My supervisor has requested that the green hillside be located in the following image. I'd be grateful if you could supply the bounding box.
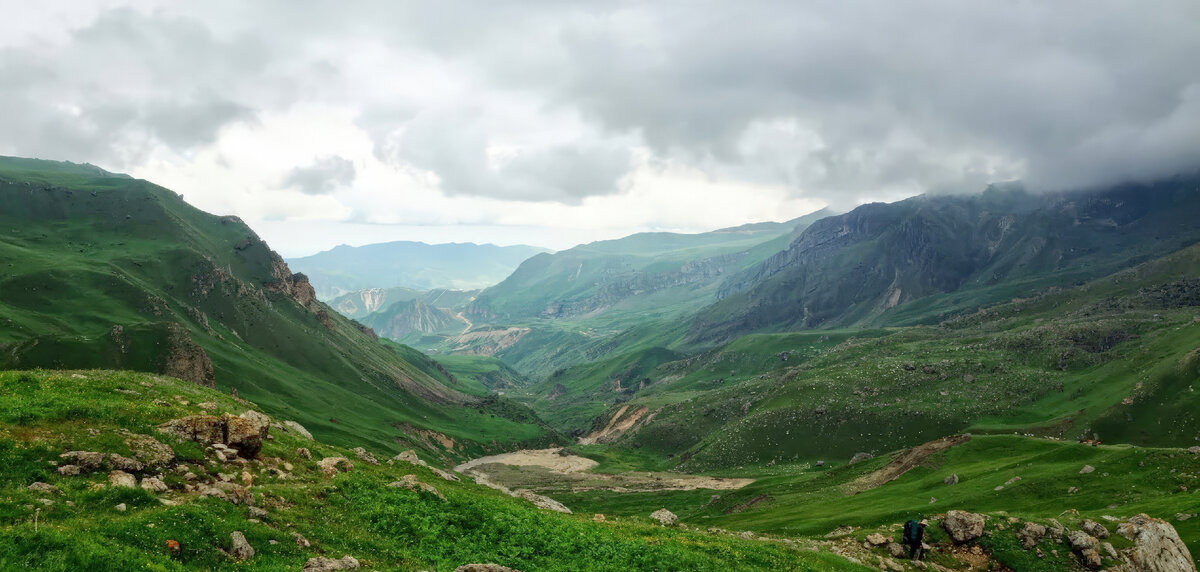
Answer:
[0,157,559,461]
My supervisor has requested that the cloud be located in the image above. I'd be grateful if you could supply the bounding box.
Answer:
[283,155,357,195]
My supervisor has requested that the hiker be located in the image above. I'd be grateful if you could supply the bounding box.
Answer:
[903,517,928,561]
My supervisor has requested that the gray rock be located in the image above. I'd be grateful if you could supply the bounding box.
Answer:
[302,556,360,571]
[56,464,81,476]
[282,420,314,440]
[351,447,379,465]
[511,489,570,513]
[887,542,905,558]
[27,482,61,495]
[1079,464,1095,474]
[60,451,105,470]
[865,533,889,546]
[107,454,144,472]
[1067,530,1099,552]
[650,508,678,526]
[1117,513,1197,572]
[1080,519,1109,539]
[109,470,137,488]
[1079,548,1102,569]
[387,475,446,501]
[942,510,986,543]
[114,503,127,512]
[848,452,874,465]
[230,531,254,560]
[1019,522,1046,549]
[139,476,168,493]
[943,474,959,485]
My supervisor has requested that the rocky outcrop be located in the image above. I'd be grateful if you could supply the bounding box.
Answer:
[650,508,679,526]
[1118,513,1196,572]
[352,447,379,465]
[157,413,269,458]
[318,457,354,478]
[124,434,174,465]
[387,475,446,501]
[303,556,361,571]
[263,253,319,311]
[230,531,254,560]
[941,510,985,543]
[1018,522,1046,549]
[159,323,215,388]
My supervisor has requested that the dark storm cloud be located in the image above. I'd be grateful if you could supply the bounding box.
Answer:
[283,156,356,195]
[4,1,1199,204]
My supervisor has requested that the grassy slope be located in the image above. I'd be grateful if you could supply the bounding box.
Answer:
[0,369,866,572]
[0,157,558,461]
[432,355,531,393]
[553,435,1200,569]
[538,241,1200,471]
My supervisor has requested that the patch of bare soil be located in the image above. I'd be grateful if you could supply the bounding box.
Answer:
[844,434,971,495]
[455,447,754,493]
[577,405,652,444]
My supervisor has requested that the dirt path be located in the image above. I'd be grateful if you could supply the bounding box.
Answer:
[454,312,472,336]
[843,434,971,495]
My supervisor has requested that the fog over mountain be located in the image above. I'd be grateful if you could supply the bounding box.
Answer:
[3,1,1198,253]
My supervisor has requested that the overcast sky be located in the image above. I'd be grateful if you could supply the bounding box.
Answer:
[4,1,1199,255]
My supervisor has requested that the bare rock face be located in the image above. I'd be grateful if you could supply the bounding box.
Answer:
[511,489,570,514]
[160,323,216,388]
[1117,513,1197,572]
[650,508,678,526]
[942,510,986,543]
[387,475,446,501]
[230,531,254,560]
[1018,522,1047,549]
[157,412,268,458]
[302,556,361,571]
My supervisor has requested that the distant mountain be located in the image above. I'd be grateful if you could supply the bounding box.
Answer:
[690,178,1200,343]
[287,241,549,300]
[468,211,830,323]
[360,298,460,340]
[330,286,478,320]
[0,156,560,457]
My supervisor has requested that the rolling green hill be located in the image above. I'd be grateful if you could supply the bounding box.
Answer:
[0,157,560,461]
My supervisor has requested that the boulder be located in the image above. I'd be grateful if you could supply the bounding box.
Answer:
[27,482,61,495]
[317,457,354,478]
[1188,446,1200,455]
[1079,464,1095,474]
[1067,530,1099,552]
[650,508,678,526]
[511,489,570,514]
[248,506,268,519]
[865,533,889,546]
[351,447,379,465]
[1079,548,1102,569]
[942,510,986,543]
[109,470,137,488]
[887,542,905,558]
[57,464,81,476]
[454,565,519,572]
[292,532,311,548]
[1117,513,1196,572]
[387,475,447,501]
[114,503,127,512]
[1019,522,1046,549]
[157,414,267,458]
[283,420,314,440]
[107,454,144,472]
[431,467,461,482]
[229,531,254,560]
[139,477,168,493]
[239,410,271,435]
[943,474,959,485]
[593,514,606,522]
[1080,519,1109,539]
[297,447,312,459]
[60,451,105,470]
[302,556,360,571]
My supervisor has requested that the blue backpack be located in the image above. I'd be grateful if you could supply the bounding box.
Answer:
[903,519,921,543]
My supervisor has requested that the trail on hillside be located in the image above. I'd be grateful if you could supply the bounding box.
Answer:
[454,311,473,336]
[843,434,971,495]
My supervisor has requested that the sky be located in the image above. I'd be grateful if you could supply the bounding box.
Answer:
[2,1,1199,256]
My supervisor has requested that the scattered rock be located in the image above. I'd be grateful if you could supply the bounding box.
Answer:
[229,531,254,560]
[1004,476,1022,485]
[1079,548,1102,569]
[512,489,570,513]
[1068,486,1079,494]
[57,465,81,476]
[1188,446,1200,455]
[114,503,127,512]
[109,470,137,488]
[1117,513,1196,572]
[302,556,360,571]
[139,477,168,493]
[431,467,460,482]
[848,452,874,465]
[943,474,959,485]
[942,510,986,543]
[887,542,905,558]
[1019,522,1047,549]
[865,533,889,546]
[453,565,519,572]
[1080,519,1109,539]
[650,508,678,526]
[283,420,314,440]
[387,475,446,501]
[60,451,105,470]
[292,532,311,548]
[107,454,144,472]
[1079,464,1095,474]
[27,482,61,495]
[351,447,379,465]
[248,506,268,519]
[297,447,312,460]
[318,457,354,478]
[1067,530,1099,552]
[124,434,174,465]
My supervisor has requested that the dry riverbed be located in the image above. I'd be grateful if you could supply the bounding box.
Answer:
[454,448,754,493]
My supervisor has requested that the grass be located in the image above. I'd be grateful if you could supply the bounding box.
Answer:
[0,369,868,571]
